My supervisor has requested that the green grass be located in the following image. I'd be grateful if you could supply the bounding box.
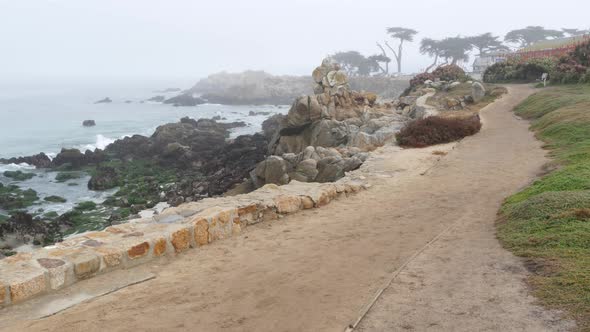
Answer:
[498,84,590,330]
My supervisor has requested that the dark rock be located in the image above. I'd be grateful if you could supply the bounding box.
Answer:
[104,135,153,160]
[55,171,82,184]
[44,195,67,203]
[95,97,112,104]
[82,120,96,127]
[463,95,475,104]
[167,194,185,207]
[151,118,227,162]
[147,95,166,102]
[315,156,346,183]
[0,153,52,168]
[163,94,205,107]
[219,121,247,131]
[154,88,181,93]
[202,133,269,195]
[248,111,272,116]
[0,212,50,245]
[88,166,119,190]
[252,155,289,187]
[262,114,285,141]
[52,148,88,169]
[162,142,189,159]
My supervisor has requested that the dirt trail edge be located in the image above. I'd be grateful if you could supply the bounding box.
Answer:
[0,85,573,332]
[355,85,574,332]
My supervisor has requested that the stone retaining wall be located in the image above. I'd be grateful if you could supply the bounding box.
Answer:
[0,177,367,307]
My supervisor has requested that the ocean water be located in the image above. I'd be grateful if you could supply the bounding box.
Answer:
[0,78,285,159]
[0,78,287,215]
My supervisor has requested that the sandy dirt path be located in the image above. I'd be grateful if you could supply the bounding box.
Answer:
[0,85,573,331]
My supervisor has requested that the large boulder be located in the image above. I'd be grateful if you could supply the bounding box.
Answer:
[151,118,227,157]
[286,96,323,128]
[471,82,486,102]
[262,114,285,141]
[52,149,101,168]
[315,154,363,183]
[315,156,345,183]
[104,135,153,160]
[268,58,404,157]
[252,156,289,187]
[289,158,318,182]
[88,166,119,190]
[162,142,190,158]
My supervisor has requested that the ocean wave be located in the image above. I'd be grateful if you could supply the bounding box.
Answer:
[77,134,130,151]
[0,162,37,172]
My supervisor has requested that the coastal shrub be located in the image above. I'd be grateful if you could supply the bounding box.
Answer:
[396,115,482,148]
[410,72,435,88]
[551,41,590,84]
[484,57,556,83]
[431,65,467,82]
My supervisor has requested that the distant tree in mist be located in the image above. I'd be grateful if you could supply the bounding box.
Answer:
[331,51,391,77]
[505,26,564,47]
[419,38,444,72]
[375,42,391,74]
[383,27,418,74]
[468,33,508,56]
[332,51,368,76]
[562,28,590,36]
[437,36,473,65]
[367,54,391,76]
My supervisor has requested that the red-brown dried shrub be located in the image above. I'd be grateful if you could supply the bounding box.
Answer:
[410,72,436,88]
[396,115,482,148]
[431,64,467,82]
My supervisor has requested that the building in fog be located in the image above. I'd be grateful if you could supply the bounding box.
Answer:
[472,51,510,74]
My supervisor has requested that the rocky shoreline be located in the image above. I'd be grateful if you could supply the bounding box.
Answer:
[0,60,492,258]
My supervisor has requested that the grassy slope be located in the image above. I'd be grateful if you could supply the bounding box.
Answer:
[497,84,590,331]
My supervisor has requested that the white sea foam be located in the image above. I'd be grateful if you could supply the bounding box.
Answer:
[0,162,36,172]
[77,134,130,152]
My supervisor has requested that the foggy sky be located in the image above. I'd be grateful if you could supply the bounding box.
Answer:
[1,0,589,80]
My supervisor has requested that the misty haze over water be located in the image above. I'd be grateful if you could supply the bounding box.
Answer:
[1,0,589,80]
